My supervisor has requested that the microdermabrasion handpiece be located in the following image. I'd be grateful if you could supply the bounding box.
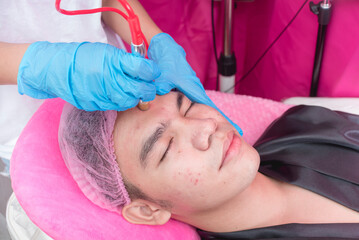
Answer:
[131,42,151,111]
[56,0,151,111]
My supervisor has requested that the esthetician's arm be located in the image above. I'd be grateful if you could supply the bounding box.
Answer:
[0,42,30,85]
[102,0,162,44]
[0,41,159,111]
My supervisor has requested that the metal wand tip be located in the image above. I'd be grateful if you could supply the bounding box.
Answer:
[137,100,150,111]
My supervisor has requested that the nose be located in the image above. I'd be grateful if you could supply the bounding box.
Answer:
[190,118,217,150]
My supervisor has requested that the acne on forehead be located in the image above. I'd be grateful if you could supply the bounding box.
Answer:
[134,122,141,130]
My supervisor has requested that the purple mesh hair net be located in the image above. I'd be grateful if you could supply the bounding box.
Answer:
[58,103,131,214]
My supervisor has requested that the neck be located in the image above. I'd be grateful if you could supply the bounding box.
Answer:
[173,173,291,232]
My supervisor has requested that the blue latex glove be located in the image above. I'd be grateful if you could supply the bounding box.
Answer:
[18,42,159,111]
[148,33,243,135]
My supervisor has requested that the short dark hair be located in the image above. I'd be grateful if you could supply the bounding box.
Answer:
[123,177,173,210]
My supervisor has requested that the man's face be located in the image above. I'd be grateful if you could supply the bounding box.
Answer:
[113,92,260,216]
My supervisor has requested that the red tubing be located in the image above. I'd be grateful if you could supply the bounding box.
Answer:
[55,0,147,47]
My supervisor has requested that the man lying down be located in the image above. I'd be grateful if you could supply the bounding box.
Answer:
[58,91,359,239]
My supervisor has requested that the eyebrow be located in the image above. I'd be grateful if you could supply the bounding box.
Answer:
[177,92,184,112]
[139,92,184,168]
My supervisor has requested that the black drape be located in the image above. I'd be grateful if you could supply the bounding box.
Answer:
[198,105,359,239]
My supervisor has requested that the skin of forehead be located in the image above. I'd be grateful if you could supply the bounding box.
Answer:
[117,93,178,134]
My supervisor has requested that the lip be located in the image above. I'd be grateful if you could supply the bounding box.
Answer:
[219,131,241,170]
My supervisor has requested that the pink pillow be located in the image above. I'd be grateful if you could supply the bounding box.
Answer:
[10,92,291,240]
[206,91,291,145]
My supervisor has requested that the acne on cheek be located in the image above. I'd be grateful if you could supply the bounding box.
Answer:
[186,168,201,186]
[172,170,201,186]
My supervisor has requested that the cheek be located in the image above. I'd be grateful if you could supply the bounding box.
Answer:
[168,149,206,188]
[166,166,208,205]
[171,167,202,186]
[170,146,205,187]
[164,145,217,199]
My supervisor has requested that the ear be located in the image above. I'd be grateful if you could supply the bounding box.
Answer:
[122,199,171,225]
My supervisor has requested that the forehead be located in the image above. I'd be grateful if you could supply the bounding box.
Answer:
[115,92,178,132]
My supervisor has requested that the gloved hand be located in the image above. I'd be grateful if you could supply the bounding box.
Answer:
[148,33,243,135]
[17,42,159,111]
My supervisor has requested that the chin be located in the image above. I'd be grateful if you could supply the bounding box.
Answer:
[245,147,261,174]
[232,147,260,188]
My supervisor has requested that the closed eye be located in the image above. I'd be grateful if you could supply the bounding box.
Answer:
[159,137,173,164]
[184,102,196,116]
[159,95,195,165]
